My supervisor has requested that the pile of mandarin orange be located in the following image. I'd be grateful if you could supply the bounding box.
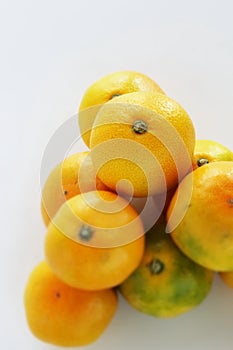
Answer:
[24,71,233,347]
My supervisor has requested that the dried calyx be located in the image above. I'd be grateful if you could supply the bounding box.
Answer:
[133,120,148,134]
[197,158,209,167]
[78,225,94,241]
[147,258,164,275]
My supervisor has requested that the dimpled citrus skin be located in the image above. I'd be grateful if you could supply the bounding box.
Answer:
[78,70,165,147]
[45,190,145,290]
[90,91,195,197]
[167,161,233,271]
[119,216,213,318]
[41,151,108,226]
[24,261,118,347]
[192,139,233,170]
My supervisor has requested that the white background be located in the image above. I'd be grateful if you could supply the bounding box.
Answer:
[1,0,233,349]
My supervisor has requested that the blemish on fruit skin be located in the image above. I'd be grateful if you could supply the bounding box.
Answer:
[197,158,209,167]
[55,292,61,299]
[133,120,148,134]
[78,225,94,241]
[147,259,164,275]
[228,198,233,207]
[222,232,231,241]
[63,190,68,196]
